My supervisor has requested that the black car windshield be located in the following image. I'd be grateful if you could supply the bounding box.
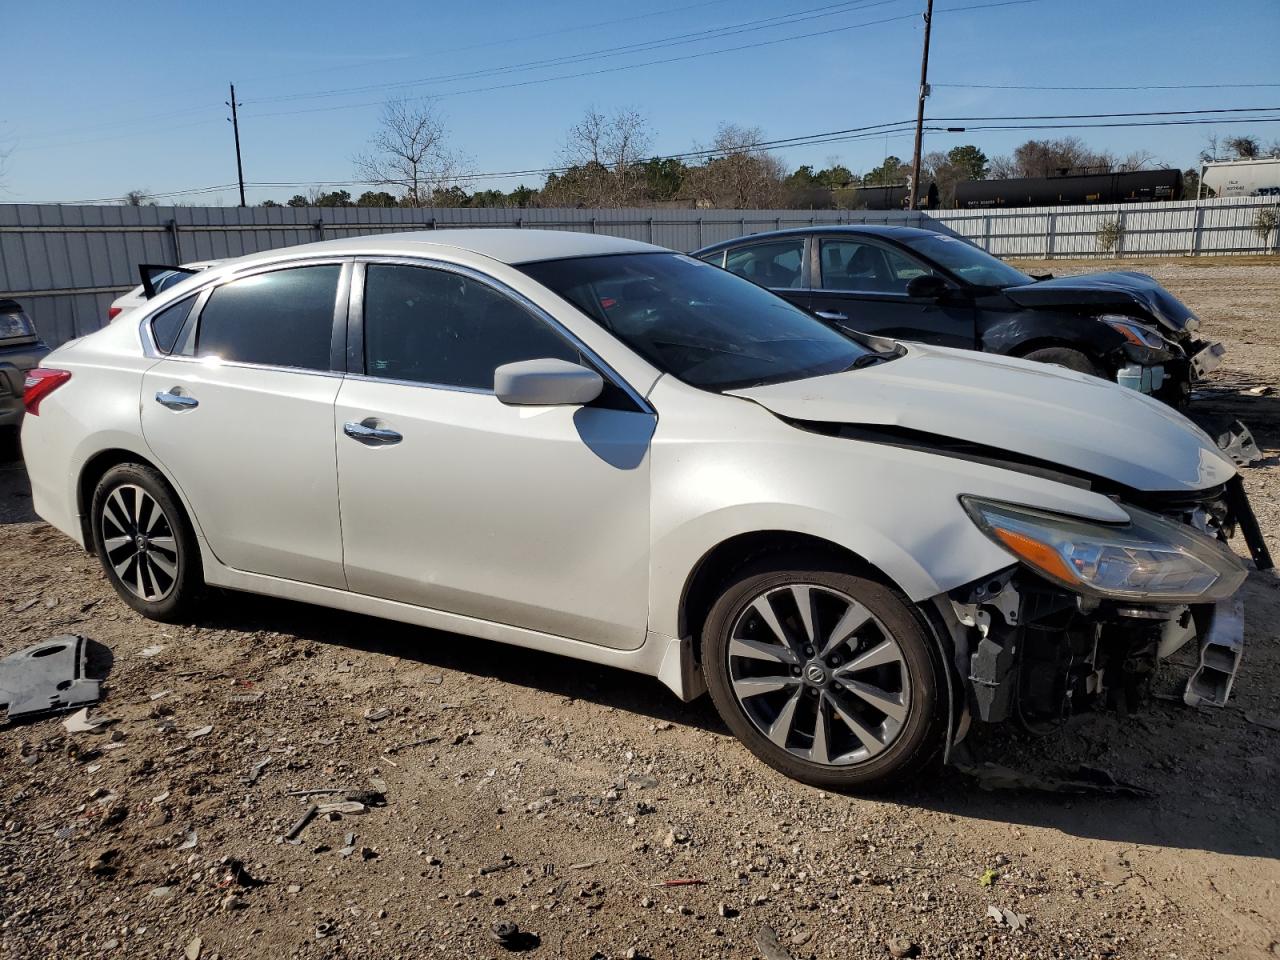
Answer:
[899,233,1034,288]
[519,252,873,390]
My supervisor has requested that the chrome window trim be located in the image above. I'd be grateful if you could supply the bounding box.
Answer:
[142,353,347,380]
[352,255,654,414]
[138,256,351,364]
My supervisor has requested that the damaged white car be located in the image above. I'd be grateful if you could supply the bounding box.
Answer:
[20,231,1269,789]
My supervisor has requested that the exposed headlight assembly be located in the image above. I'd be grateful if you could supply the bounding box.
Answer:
[1099,314,1166,349]
[961,497,1247,603]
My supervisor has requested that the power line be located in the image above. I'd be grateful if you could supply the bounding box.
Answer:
[244,0,903,107]
[936,81,1280,91]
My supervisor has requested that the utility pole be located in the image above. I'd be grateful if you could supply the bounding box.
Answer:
[226,83,246,207]
[908,0,934,210]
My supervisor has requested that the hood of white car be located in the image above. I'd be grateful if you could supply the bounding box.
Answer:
[727,344,1236,492]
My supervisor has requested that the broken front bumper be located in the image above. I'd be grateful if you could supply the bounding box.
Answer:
[1182,594,1244,707]
[1190,340,1227,379]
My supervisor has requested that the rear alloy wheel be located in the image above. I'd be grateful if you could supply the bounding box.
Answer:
[91,463,201,622]
[704,559,942,790]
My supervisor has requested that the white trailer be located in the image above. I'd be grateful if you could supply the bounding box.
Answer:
[1201,157,1280,198]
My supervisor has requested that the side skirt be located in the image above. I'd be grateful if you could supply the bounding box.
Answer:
[199,543,693,700]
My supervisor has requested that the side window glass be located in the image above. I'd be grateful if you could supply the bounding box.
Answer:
[150,295,197,354]
[724,239,803,289]
[697,250,725,268]
[820,240,934,294]
[196,265,340,370]
[363,264,580,390]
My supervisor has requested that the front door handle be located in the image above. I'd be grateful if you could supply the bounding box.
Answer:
[343,420,403,446]
[815,310,848,321]
[155,390,198,410]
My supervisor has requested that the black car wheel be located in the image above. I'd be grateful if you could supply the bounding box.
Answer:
[703,555,943,791]
[90,463,202,622]
[1021,346,1104,379]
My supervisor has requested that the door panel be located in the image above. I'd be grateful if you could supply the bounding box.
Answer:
[336,379,655,649]
[141,361,345,587]
[814,238,976,348]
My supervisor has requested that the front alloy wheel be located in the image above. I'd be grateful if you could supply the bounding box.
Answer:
[704,559,942,790]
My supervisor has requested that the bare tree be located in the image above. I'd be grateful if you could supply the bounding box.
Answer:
[355,98,465,207]
[541,107,654,206]
[123,189,155,206]
[1224,135,1261,160]
[683,124,786,208]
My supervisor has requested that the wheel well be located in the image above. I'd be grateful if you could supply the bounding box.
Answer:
[1011,338,1105,365]
[76,449,164,547]
[678,531,893,662]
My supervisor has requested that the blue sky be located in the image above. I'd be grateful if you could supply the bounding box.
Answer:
[4,0,1278,205]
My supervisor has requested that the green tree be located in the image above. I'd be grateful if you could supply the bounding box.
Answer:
[357,190,398,207]
[863,156,908,186]
[286,195,309,207]
[639,157,686,201]
[259,199,282,208]
[946,144,988,181]
[312,189,354,207]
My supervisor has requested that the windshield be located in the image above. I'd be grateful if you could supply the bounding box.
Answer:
[899,233,1033,288]
[520,253,873,390]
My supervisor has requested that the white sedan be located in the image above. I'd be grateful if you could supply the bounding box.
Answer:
[21,230,1260,790]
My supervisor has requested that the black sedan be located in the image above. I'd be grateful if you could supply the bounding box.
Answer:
[693,225,1226,407]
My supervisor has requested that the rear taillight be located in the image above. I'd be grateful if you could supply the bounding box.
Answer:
[107,306,122,320]
[22,368,71,415]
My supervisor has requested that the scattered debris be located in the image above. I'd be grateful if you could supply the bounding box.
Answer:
[384,736,440,755]
[363,707,391,722]
[954,759,1155,799]
[1245,385,1274,396]
[567,860,599,871]
[979,868,999,887]
[755,925,795,960]
[888,938,918,959]
[62,707,107,733]
[228,691,263,705]
[219,857,266,889]
[178,831,199,850]
[87,848,120,876]
[489,921,539,952]
[479,858,518,875]
[139,645,165,658]
[185,935,202,960]
[246,756,272,785]
[986,905,1030,931]
[316,800,368,816]
[1246,712,1280,733]
[187,725,213,739]
[284,804,319,842]
[0,635,102,720]
[655,878,705,888]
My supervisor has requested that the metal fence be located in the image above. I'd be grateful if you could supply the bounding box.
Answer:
[2,196,1276,348]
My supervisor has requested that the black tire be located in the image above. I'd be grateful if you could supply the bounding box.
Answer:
[703,555,944,792]
[90,462,202,622]
[1020,346,1105,378]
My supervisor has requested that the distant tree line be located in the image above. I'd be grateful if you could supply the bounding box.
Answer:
[124,99,1280,210]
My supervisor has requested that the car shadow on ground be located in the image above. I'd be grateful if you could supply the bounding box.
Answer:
[199,586,1278,862]
[0,433,38,525]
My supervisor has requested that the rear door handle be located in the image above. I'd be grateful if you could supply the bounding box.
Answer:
[815,310,848,321]
[155,390,198,410]
[343,420,403,446]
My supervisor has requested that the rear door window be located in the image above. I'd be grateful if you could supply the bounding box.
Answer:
[724,239,804,289]
[195,265,340,371]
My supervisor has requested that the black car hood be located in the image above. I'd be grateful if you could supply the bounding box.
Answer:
[1003,271,1195,334]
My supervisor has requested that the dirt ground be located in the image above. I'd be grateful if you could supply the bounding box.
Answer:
[1,257,1278,960]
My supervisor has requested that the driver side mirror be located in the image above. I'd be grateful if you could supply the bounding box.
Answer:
[494,358,604,407]
[905,274,951,300]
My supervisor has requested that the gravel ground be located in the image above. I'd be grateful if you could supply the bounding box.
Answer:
[1,257,1278,960]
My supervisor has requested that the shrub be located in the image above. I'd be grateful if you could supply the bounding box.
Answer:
[1096,217,1124,253]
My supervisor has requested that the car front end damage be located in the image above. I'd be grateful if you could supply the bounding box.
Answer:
[935,478,1267,746]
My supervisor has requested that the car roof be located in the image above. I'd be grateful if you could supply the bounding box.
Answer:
[223,229,662,270]
[694,223,942,254]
